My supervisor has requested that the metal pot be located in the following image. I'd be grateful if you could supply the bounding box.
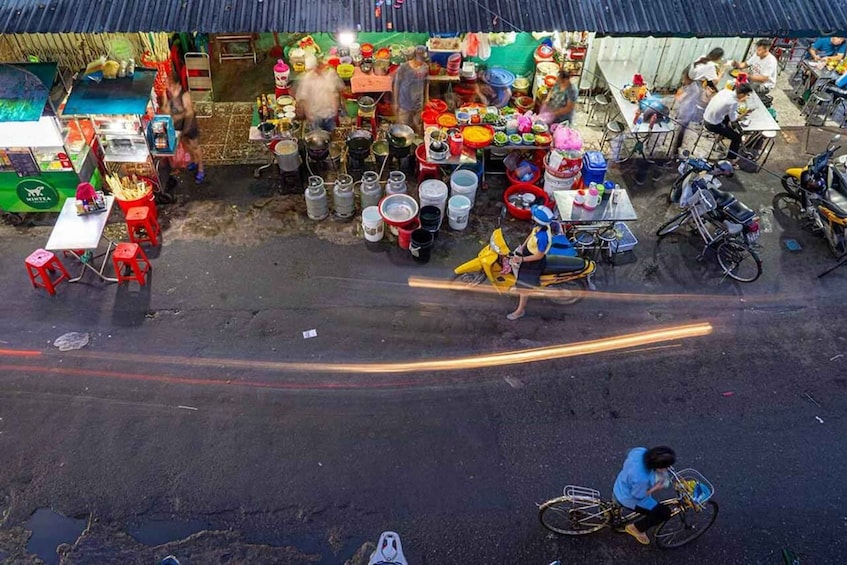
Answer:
[357,96,376,114]
[274,139,301,172]
[304,129,331,160]
[374,59,390,76]
[388,124,415,148]
[346,129,373,160]
[429,141,449,161]
[258,122,276,140]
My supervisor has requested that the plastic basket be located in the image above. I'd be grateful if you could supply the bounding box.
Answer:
[611,222,638,253]
[689,188,716,216]
[674,468,715,506]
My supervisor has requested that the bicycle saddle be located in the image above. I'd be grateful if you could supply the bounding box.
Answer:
[545,255,589,274]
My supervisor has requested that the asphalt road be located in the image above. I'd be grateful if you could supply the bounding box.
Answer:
[2,130,847,564]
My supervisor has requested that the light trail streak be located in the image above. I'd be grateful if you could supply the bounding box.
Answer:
[46,323,712,375]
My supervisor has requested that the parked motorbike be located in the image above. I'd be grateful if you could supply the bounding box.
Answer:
[668,151,733,204]
[781,134,847,256]
[368,531,408,565]
[453,209,596,304]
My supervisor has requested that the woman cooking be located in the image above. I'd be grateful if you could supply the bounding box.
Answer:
[163,72,205,184]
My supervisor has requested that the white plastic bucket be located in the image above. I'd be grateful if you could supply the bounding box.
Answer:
[418,179,449,216]
[544,170,579,195]
[362,206,384,242]
[447,195,471,230]
[450,169,479,209]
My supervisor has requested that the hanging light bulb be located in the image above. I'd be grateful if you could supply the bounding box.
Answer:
[337,31,356,47]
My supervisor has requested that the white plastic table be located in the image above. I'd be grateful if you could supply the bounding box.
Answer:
[45,195,118,283]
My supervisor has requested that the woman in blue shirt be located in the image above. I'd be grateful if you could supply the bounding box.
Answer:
[613,446,676,544]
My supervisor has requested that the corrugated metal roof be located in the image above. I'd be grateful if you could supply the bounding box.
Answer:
[1,0,845,36]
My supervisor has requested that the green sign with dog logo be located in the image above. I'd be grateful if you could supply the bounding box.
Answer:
[16,178,60,210]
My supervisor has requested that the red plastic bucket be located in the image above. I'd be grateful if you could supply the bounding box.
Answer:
[397,218,421,249]
[115,179,158,223]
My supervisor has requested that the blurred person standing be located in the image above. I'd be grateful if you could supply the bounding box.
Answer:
[163,72,205,184]
[295,59,345,132]
[393,45,429,134]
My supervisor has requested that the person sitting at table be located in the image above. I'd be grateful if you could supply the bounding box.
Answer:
[702,83,753,168]
[732,40,778,101]
[538,71,579,126]
[807,37,846,62]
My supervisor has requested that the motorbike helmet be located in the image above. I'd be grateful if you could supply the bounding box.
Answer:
[801,170,826,193]
[531,204,554,226]
[644,446,677,470]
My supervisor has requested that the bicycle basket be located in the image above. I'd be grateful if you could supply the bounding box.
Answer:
[689,188,717,216]
[674,468,715,506]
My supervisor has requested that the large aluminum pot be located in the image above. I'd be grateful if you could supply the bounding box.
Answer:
[304,129,331,159]
[273,139,301,172]
[388,124,415,148]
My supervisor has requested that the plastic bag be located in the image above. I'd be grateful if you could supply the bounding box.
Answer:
[170,143,190,169]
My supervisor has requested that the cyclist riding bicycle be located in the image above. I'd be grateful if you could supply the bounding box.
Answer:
[613,446,676,545]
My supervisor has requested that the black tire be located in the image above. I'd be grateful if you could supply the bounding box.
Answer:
[538,497,611,536]
[656,211,691,237]
[546,278,589,305]
[668,177,683,204]
[781,174,802,200]
[612,134,637,164]
[654,500,719,549]
[452,271,485,287]
[716,241,762,283]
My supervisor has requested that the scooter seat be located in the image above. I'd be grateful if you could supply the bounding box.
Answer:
[544,255,588,274]
[821,191,847,218]
[707,187,735,208]
[722,200,755,223]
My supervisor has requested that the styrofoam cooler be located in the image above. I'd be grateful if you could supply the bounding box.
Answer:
[582,151,607,186]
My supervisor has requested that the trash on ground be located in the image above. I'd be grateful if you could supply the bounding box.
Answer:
[815,416,824,424]
[303,329,318,339]
[53,332,90,351]
[784,239,802,251]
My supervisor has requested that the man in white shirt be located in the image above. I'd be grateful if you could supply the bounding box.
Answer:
[702,83,753,165]
[733,40,778,97]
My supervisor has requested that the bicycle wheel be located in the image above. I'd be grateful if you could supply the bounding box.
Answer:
[539,497,611,535]
[611,133,638,164]
[656,211,691,237]
[546,278,589,305]
[716,240,762,282]
[654,500,718,549]
[781,174,802,200]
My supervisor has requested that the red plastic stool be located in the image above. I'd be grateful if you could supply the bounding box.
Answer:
[357,113,378,138]
[125,206,161,247]
[25,249,70,295]
[112,242,151,286]
[415,144,440,183]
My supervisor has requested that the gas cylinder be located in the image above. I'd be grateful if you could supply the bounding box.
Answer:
[333,174,355,219]
[359,171,383,209]
[305,176,329,220]
[385,170,407,195]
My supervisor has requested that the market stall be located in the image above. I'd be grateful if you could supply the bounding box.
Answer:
[60,68,176,202]
[0,63,101,220]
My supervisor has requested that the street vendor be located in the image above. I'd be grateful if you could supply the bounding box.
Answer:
[539,71,578,126]
[294,59,345,132]
[393,46,428,134]
[732,40,778,99]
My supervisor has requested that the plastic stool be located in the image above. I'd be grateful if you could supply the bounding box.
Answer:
[415,144,440,183]
[756,131,777,171]
[693,128,725,160]
[113,242,151,286]
[25,248,70,295]
[587,93,612,126]
[803,90,834,126]
[125,206,161,247]
[600,120,625,151]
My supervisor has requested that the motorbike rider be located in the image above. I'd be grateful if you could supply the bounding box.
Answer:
[613,446,677,545]
[506,205,555,321]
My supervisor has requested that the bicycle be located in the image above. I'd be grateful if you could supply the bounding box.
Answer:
[656,178,762,283]
[538,467,718,549]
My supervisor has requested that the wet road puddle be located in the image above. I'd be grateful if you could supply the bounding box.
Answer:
[128,517,209,545]
[25,508,87,565]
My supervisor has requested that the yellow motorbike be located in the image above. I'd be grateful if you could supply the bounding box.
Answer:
[453,222,597,305]
[781,134,847,256]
